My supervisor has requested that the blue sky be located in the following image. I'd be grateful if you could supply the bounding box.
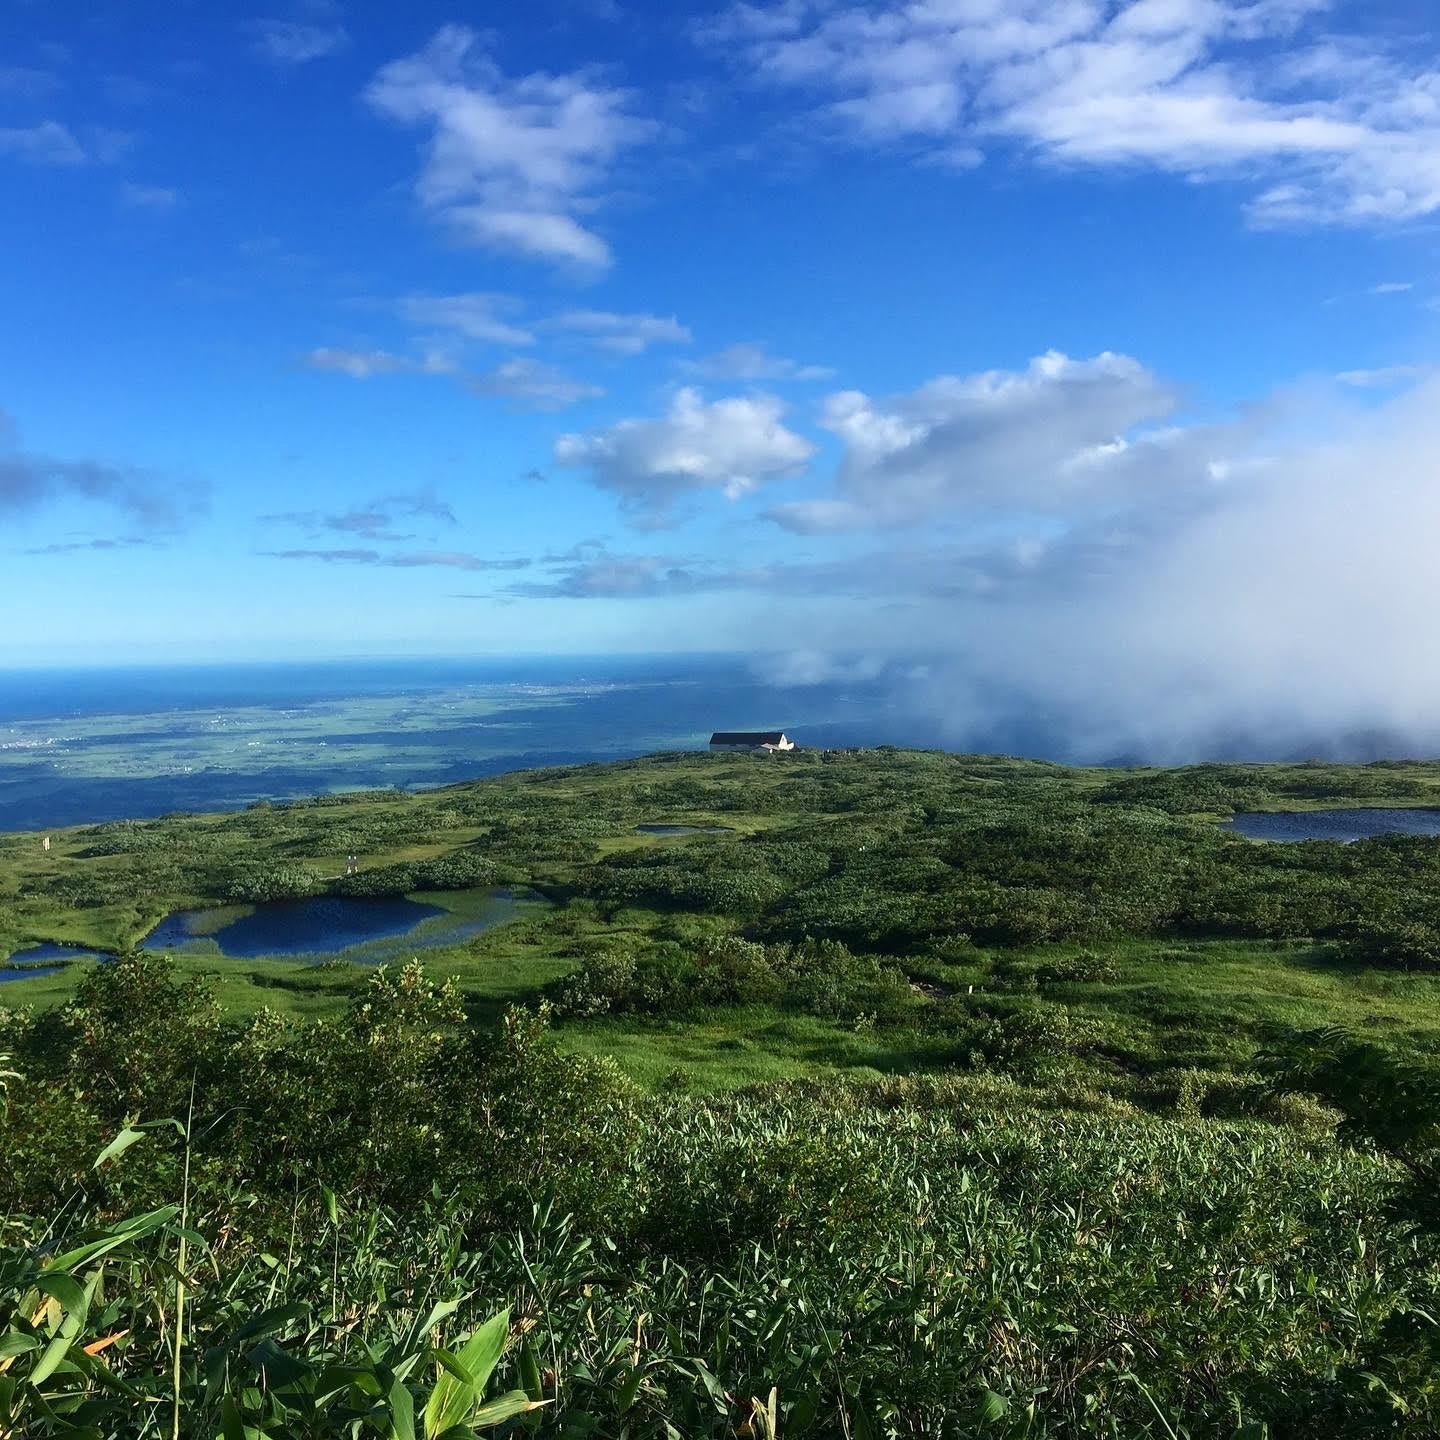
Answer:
[1,0,1438,709]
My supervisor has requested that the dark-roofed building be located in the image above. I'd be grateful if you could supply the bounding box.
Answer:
[709,730,795,753]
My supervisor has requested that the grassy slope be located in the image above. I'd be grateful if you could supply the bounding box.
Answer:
[4,749,1440,1092]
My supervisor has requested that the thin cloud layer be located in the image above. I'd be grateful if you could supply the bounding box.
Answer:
[684,342,834,382]
[554,387,816,524]
[548,310,692,355]
[303,347,455,379]
[262,548,529,571]
[247,19,349,65]
[366,25,653,270]
[703,0,1440,226]
[0,417,194,529]
[467,359,605,411]
[394,292,534,347]
[0,121,86,166]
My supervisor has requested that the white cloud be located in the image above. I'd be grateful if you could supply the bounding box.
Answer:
[394,292,534,347]
[263,548,529,571]
[1336,364,1427,388]
[303,348,456,379]
[248,20,349,65]
[1368,281,1414,295]
[897,372,1440,760]
[0,120,86,166]
[684,342,834,381]
[513,550,723,598]
[702,0,1440,227]
[548,310,692,355]
[467,358,605,410]
[119,182,180,210]
[554,387,816,524]
[767,350,1179,532]
[366,25,653,271]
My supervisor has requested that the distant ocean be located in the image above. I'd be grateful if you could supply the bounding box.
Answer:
[0,655,945,831]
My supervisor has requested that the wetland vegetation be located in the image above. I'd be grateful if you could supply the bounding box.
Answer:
[5,748,1440,1435]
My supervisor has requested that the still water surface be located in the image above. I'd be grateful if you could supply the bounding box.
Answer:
[1225,809,1440,842]
[0,941,103,983]
[142,887,541,960]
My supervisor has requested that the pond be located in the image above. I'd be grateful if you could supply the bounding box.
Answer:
[1224,809,1440,843]
[635,824,733,836]
[0,941,105,983]
[141,887,547,961]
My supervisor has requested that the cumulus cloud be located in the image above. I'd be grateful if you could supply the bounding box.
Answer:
[548,310,691,355]
[554,387,815,524]
[467,358,605,410]
[701,0,1440,227]
[366,25,652,270]
[766,350,1179,533]
[683,342,834,382]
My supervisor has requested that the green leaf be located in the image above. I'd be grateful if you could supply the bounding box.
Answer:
[44,1206,179,1273]
[976,1389,1009,1425]
[453,1310,510,1395]
[320,1182,340,1226]
[424,1309,511,1439]
[468,1391,547,1428]
[390,1372,416,1440]
[221,1395,247,1440]
[92,1126,146,1169]
[29,1330,76,1387]
[518,1340,542,1403]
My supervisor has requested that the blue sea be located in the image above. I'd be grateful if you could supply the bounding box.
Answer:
[0,654,945,830]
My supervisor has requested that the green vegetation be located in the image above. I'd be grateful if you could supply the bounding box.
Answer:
[4,749,1440,1433]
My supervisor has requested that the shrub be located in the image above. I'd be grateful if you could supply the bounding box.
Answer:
[222,861,323,903]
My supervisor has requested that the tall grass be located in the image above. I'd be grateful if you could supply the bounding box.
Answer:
[3,1082,1436,1438]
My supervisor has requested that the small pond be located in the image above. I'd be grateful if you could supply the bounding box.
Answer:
[0,941,105,983]
[635,824,733,836]
[1224,809,1440,843]
[142,887,546,962]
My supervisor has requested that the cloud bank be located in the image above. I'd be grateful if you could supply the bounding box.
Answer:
[759,369,1440,761]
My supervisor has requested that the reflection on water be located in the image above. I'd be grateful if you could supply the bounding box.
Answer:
[142,887,543,960]
[1225,809,1440,843]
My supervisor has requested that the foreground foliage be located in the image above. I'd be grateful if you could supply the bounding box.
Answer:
[2,959,1439,1437]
